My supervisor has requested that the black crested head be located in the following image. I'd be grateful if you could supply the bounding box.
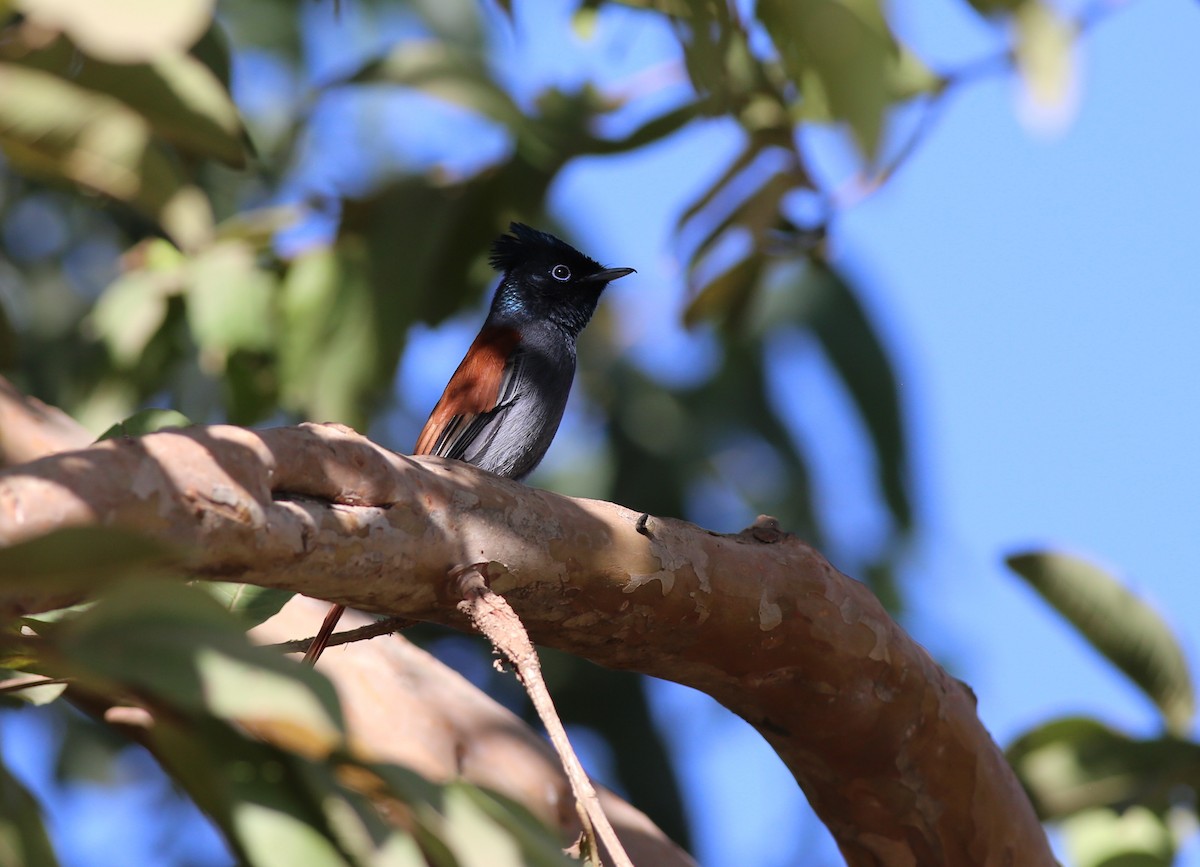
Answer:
[488,222,634,336]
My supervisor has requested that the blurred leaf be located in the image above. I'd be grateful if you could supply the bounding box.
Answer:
[665,1,740,108]
[453,786,576,867]
[759,0,894,159]
[19,602,95,627]
[135,703,572,867]
[684,255,763,327]
[889,45,941,101]
[0,759,60,867]
[215,207,302,248]
[204,583,292,627]
[0,527,177,600]
[369,765,576,867]
[1006,551,1195,734]
[7,32,248,166]
[1063,806,1173,867]
[409,0,485,49]
[802,260,910,529]
[600,339,822,544]
[90,272,175,369]
[96,408,193,440]
[335,171,533,420]
[589,101,704,154]
[966,0,1030,17]
[689,168,798,273]
[58,581,345,756]
[677,132,794,230]
[0,673,67,706]
[190,20,234,92]
[15,0,215,64]
[348,41,524,129]
[147,718,354,867]
[51,707,128,784]
[680,161,805,336]
[230,798,350,867]
[0,299,16,369]
[1008,716,1200,820]
[278,245,378,425]
[1014,1,1075,111]
[0,65,214,250]
[185,241,277,358]
[442,784,575,867]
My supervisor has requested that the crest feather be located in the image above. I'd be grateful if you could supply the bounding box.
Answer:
[489,222,581,273]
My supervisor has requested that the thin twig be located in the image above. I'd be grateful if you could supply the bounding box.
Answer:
[270,616,417,655]
[453,562,634,867]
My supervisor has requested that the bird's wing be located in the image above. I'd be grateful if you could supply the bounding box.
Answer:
[414,326,523,459]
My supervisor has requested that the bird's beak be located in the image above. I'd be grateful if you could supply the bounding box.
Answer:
[586,267,636,284]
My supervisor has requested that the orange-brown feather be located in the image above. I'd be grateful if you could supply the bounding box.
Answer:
[413,326,521,456]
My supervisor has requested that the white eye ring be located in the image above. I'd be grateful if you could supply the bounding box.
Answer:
[551,264,571,281]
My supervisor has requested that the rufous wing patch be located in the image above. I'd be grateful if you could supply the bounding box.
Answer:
[413,326,522,457]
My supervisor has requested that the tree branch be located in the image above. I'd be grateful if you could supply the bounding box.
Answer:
[0,421,1055,865]
[0,376,93,465]
[455,562,633,867]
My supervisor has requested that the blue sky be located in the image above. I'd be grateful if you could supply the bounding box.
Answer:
[6,1,1200,865]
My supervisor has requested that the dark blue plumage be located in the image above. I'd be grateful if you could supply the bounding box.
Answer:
[304,222,633,663]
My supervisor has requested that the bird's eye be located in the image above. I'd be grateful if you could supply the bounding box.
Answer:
[551,264,571,281]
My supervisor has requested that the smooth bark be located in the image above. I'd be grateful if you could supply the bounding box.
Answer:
[0,417,1055,866]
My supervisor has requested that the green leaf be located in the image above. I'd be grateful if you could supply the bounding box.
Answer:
[185,241,278,357]
[0,527,178,600]
[965,0,1030,17]
[0,64,214,251]
[0,673,67,706]
[802,260,911,529]
[96,408,193,441]
[451,785,579,867]
[1007,717,1200,820]
[59,582,345,754]
[216,207,302,248]
[230,799,350,867]
[759,0,895,160]
[147,718,354,867]
[278,245,379,425]
[8,34,247,167]
[0,759,60,867]
[889,45,941,101]
[15,0,216,64]
[440,785,540,867]
[348,41,524,129]
[190,20,234,92]
[50,709,127,785]
[1006,551,1195,734]
[90,271,175,369]
[683,255,763,328]
[1062,807,1174,867]
[676,133,792,230]
[367,764,576,867]
[686,167,800,276]
[204,583,293,627]
[588,101,704,154]
[1013,1,1076,113]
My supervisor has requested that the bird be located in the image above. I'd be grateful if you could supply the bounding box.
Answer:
[303,222,635,663]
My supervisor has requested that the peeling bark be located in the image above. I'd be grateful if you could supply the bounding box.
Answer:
[0,416,1054,866]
